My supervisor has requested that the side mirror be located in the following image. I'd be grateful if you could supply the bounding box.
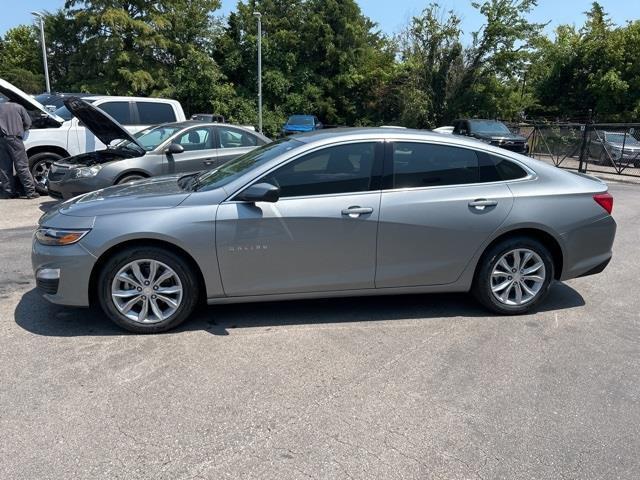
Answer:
[166,142,184,154]
[237,182,280,203]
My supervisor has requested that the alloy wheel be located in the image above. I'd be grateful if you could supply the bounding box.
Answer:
[490,248,546,306]
[111,259,183,324]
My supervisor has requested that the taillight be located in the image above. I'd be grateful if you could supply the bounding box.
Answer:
[593,192,613,214]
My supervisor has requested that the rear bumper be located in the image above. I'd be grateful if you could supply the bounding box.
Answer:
[560,214,616,280]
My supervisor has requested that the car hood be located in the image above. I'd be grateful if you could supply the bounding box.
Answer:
[56,147,143,167]
[283,124,315,132]
[53,175,191,218]
[63,97,144,151]
[0,78,64,126]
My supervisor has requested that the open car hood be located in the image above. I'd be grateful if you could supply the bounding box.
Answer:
[63,97,144,151]
[0,78,64,125]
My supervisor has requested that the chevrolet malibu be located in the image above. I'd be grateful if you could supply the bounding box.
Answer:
[32,128,616,333]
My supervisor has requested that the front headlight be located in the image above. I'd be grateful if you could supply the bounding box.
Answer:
[35,228,90,246]
[72,165,103,178]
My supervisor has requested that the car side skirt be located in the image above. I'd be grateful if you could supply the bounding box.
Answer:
[206,283,470,305]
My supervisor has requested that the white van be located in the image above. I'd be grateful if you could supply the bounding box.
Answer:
[0,79,186,192]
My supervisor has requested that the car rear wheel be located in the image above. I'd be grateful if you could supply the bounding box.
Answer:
[29,152,63,194]
[97,247,200,333]
[473,237,554,315]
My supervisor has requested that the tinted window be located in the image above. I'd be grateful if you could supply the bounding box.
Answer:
[392,142,478,188]
[218,127,261,148]
[478,152,528,182]
[137,102,176,124]
[175,127,214,151]
[100,102,132,124]
[263,143,377,198]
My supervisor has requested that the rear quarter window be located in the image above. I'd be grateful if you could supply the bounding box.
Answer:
[136,102,176,124]
[479,152,528,182]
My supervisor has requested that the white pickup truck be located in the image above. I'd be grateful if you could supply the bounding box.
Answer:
[0,79,186,193]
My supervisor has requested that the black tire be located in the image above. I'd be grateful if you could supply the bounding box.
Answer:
[116,174,146,185]
[29,152,64,194]
[97,246,200,333]
[473,236,554,315]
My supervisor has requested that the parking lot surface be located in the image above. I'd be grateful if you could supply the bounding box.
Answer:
[1,185,639,480]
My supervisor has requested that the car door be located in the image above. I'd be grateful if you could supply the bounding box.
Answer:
[216,141,383,297]
[215,126,263,166]
[375,141,515,288]
[164,126,217,174]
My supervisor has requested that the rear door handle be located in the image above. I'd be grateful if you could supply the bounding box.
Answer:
[203,159,215,166]
[469,199,498,210]
[341,206,374,218]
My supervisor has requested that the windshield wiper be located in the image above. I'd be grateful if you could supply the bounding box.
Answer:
[178,172,202,191]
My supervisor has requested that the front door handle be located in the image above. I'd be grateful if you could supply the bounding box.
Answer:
[203,159,215,166]
[469,199,498,210]
[341,206,374,218]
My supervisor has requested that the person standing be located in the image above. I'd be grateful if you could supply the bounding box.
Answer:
[0,100,39,199]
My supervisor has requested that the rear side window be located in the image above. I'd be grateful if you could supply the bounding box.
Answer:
[391,142,478,188]
[263,142,378,197]
[217,127,262,148]
[99,101,132,124]
[479,152,528,182]
[136,102,176,124]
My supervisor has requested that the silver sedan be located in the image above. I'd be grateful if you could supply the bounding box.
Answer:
[32,128,616,333]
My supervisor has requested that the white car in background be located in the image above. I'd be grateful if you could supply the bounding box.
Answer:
[433,126,455,134]
[0,79,186,193]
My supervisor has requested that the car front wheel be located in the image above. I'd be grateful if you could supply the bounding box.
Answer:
[473,237,554,315]
[29,152,63,194]
[97,247,200,333]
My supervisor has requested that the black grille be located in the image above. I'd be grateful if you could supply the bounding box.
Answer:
[37,277,59,295]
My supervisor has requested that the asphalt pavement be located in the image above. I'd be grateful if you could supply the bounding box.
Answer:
[0,185,638,479]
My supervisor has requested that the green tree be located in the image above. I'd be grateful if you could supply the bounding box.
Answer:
[0,25,44,92]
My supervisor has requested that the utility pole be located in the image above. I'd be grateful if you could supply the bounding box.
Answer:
[253,12,262,134]
[31,12,50,93]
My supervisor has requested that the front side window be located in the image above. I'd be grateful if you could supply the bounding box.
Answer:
[100,101,132,125]
[175,127,214,151]
[392,142,478,188]
[218,127,260,148]
[262,142,378,198]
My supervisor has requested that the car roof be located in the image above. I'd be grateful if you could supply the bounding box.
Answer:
[82,95,181,104]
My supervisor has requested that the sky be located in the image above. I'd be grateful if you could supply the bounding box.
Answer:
[1,0,637,42]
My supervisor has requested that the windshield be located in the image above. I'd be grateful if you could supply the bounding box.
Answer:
[115,125,182,152]
[287,115,314,126]
[196,138,303,191]
[469,120,511,135]
[604,132,640,145]
[53,100,97,121]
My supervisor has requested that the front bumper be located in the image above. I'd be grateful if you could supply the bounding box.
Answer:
[32,236,97,307]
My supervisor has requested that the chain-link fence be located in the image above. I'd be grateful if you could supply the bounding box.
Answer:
[507,122,640,179]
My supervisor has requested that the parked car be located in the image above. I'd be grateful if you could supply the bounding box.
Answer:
[33,92,98,113]
[190,113,226,123]
[33,128,616,333]
[281,115,323,136]
[0,78,186,194]
[589,130,640,167]
[47,97,270,199]
[452,119,528,153]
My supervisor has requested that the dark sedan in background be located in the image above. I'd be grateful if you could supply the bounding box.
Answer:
[453,119,528,153]
[47,97,270,199]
